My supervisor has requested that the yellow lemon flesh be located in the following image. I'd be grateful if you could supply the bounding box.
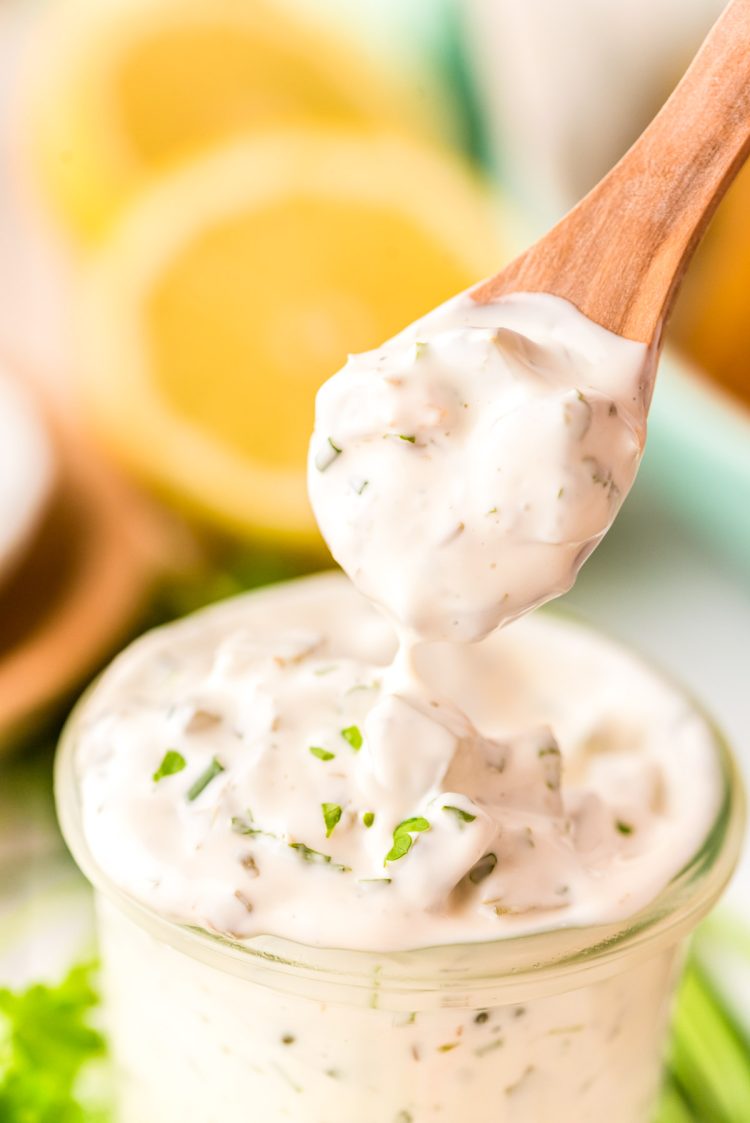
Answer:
[28,0,428,240]
[78,131,504,545]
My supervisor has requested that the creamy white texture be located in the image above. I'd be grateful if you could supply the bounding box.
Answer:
[309,293,650,643]
[75,573,721,951]
[71,293,723,955]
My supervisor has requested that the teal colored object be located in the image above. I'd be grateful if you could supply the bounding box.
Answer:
[644,352,750,581]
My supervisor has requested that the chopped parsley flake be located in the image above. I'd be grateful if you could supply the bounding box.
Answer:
[443,804,477,824]
[385,816,430,865]
[186,756,225,801]
[315,436,343,471]
[322,803,343,838]
[399,434,416,443]
[152,749,186,783]
[616,820,635,835]
[289,842,350,871]
[309,746,335,762]
[341,725,363,751]
[363,811,375,828]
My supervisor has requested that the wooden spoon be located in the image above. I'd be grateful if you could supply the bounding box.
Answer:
[472,0,750,384]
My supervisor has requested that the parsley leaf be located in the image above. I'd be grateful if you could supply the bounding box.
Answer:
[341,725,363,751]
[384,816,430,865]
[443,804,477,824]
[0,962,110,1123]
[152,750,186,783]
[322,803,343,838]
[309,746,335,762]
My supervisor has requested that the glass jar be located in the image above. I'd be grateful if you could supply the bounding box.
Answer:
[55,675,743,1123]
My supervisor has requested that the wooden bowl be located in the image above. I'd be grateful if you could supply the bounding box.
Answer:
[0,364,193,754]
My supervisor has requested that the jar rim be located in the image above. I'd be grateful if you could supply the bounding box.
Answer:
[54,607,745,1007]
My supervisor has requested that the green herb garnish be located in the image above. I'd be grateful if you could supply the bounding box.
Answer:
[289,842,350,872]
[616,820,634,835]
[186,757,225,801]
[0,962,108,1123]
[384,816,430,865]
[443,804,477,824]
[315,436,343,472]
[398,434,416,443]
[309,746,335,762]
[341,725,363,751]
[152,749,186,783]
[322,803,343,838]
[363,811,375,828]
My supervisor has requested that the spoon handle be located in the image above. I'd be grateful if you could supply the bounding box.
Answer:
[473,0,750,348]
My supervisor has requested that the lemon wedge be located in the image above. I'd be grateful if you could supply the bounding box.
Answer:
[77,130,503,544]
[28,0,431,240]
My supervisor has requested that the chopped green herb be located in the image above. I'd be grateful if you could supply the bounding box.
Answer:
[231,810,278,840]
[315,436,343,472]
[341,725,363,751]
[152,749,186,783]
[538,744,560,758]
[322,803,342,838]
[289,842,350,872]
[469,852,497,884]
[186,757,225,801]
[309,746,335,762]
[399,434,416,443]
[384,816,430,865]
[414,341,428,359]
[363,811,375,828]
[616,820,634,835]
[443,804,477,824]
[486,506,498,516]
[353,478,369,495]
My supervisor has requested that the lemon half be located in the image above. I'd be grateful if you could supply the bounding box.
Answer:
[77,130,503,544]
[29,0,432,240]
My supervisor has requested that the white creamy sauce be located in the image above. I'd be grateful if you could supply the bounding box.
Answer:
[78,575,720,950]
[74,298,720,953]
[309,292,649,643]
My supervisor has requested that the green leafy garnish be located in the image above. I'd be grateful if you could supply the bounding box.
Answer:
[322,803,342,838]
[186,757,225,801]
[398,434,416,443]
[443,804,477,824]
[0,962,110,1123]
[289,842,350,872]
[309,746,335,762]
[363,811,375,828]
[384,817,430,865]
[616,820,634,835]
[341,725,363,751]
[152,749,186,783]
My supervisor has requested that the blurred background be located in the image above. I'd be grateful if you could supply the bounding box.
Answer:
[0,1,749,1119]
